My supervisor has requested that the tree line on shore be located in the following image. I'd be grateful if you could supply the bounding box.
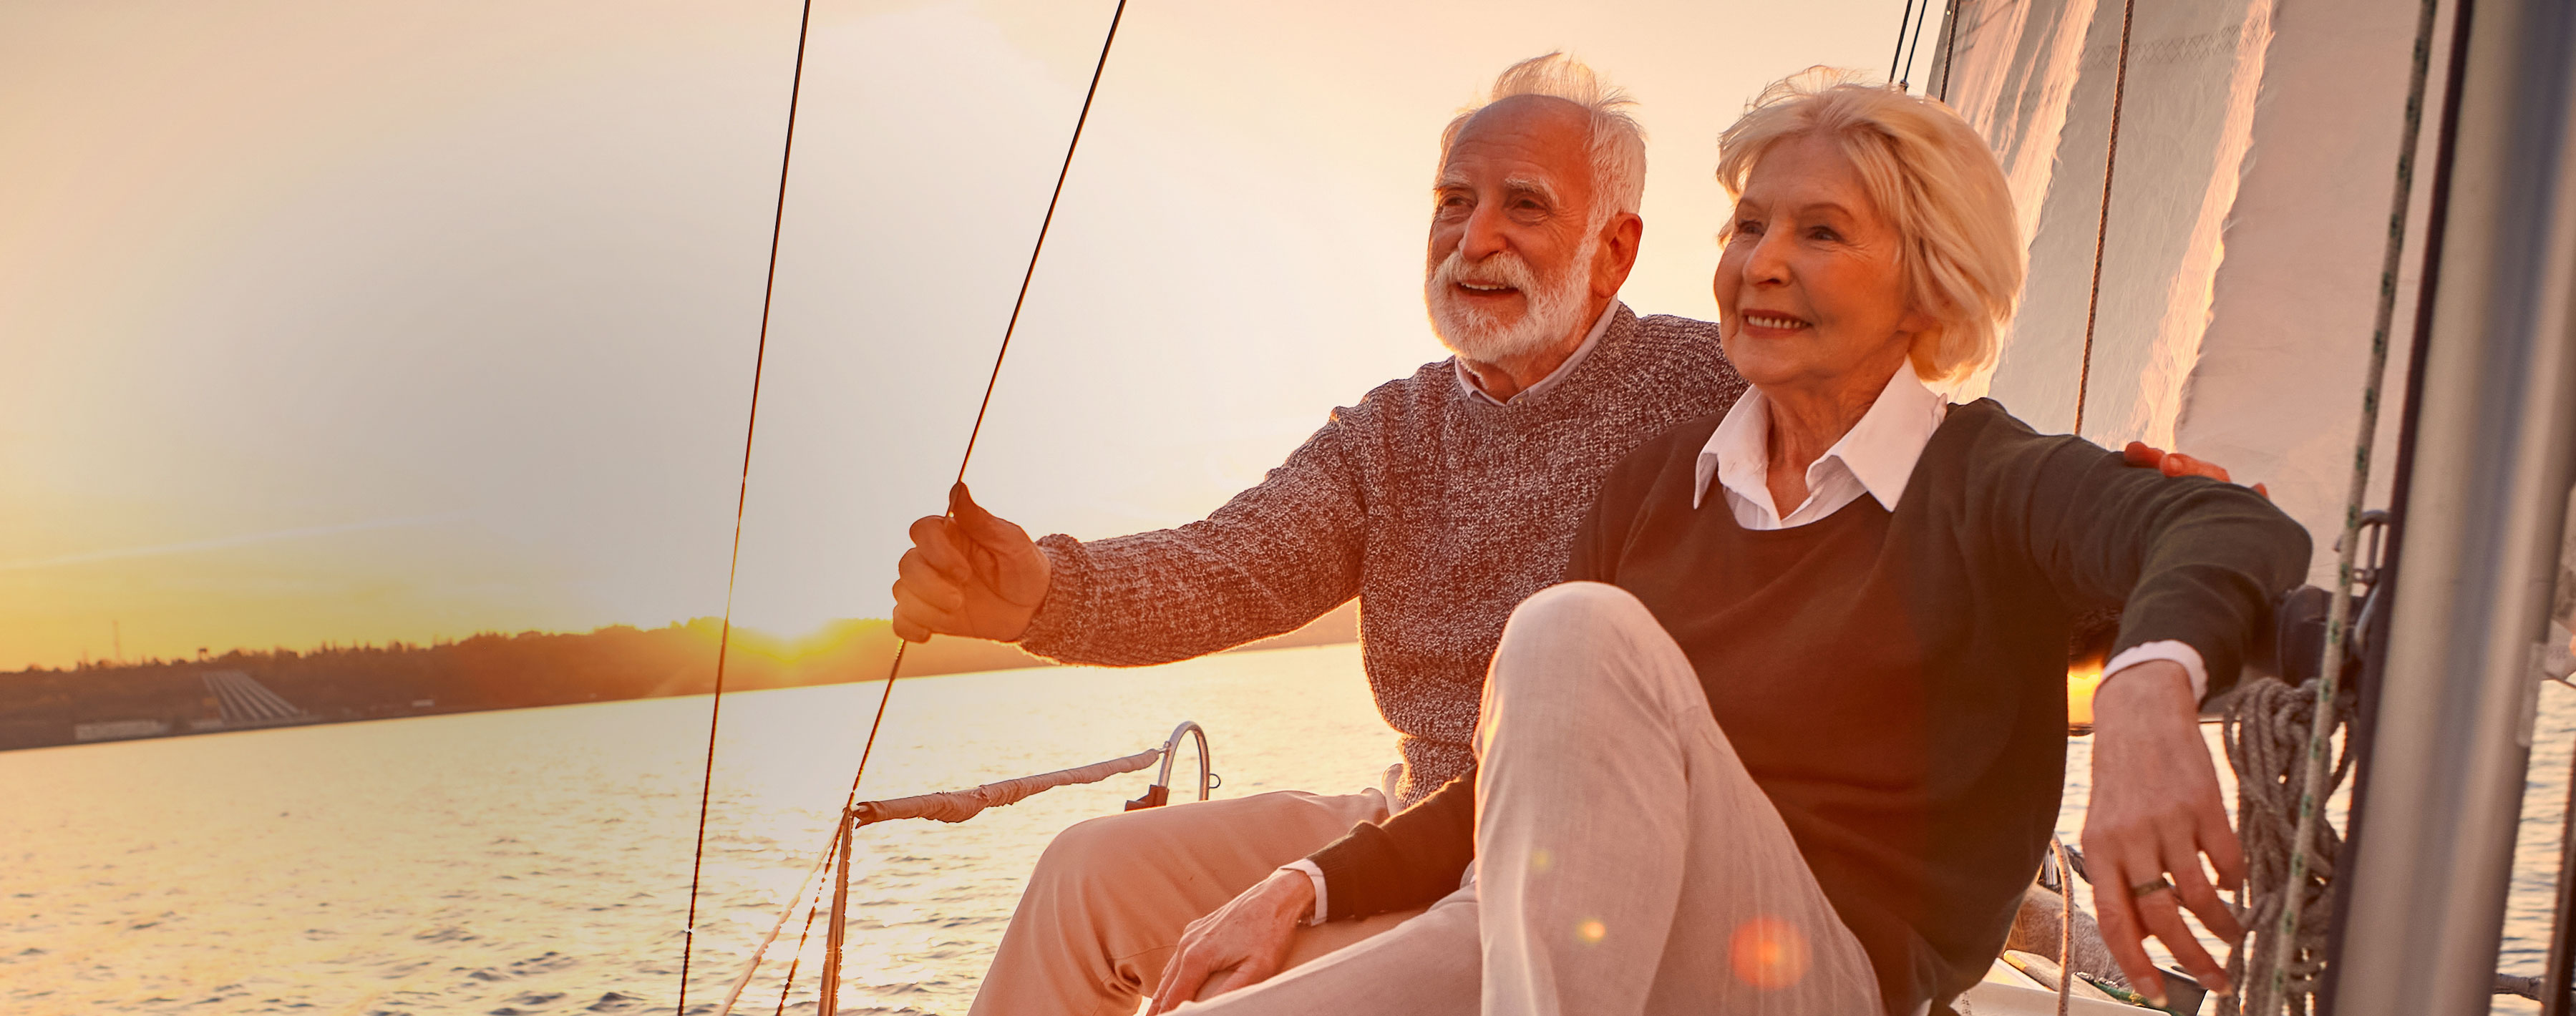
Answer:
[0,618,1049,751]
[0,602,1359,751]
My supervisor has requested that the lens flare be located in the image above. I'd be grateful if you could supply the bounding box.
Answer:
[1728,915,1811,990]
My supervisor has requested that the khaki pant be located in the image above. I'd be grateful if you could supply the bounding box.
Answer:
[1179,582,1885,1016]
[968,785,1421,1016]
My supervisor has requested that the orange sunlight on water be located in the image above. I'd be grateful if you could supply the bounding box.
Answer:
[9,648,2571,1015]
[0,646,1393,1015]
[2067,659,2106,731]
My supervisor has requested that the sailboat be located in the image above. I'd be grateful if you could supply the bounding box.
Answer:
[1929,0,2576,1012]
[677,0,2576,1012]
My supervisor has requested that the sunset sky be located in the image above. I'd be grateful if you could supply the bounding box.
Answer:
[2,0,1910,670]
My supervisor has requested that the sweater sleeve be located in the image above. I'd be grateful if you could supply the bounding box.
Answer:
[1015,412,1369,667]
[1993,415,2313,701]
[1305,771,1477,919]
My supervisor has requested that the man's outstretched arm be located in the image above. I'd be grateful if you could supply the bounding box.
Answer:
[891,418,1369,665]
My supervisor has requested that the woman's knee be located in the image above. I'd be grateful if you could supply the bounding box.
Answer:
[1505,582,1651,636]
[1492,583,1656,680]
[1487,581,1688,713]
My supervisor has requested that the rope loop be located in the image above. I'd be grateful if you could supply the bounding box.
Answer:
[2221,676,2360,1015]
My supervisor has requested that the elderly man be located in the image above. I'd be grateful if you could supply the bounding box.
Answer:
[897,55,1738,1016]
[893,55,2238,1016]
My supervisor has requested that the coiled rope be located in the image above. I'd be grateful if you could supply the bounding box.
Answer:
[2223,677,2361,1012]
[2225,0,2454,1010]
[676,1,1132,1012]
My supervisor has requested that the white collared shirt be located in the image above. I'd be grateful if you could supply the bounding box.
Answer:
[1692,366,1949,528]
[1452,299,1620,406]
[1688,368,2207,698]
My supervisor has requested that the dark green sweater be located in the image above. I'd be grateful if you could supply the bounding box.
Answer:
[1303,399,2310,1012]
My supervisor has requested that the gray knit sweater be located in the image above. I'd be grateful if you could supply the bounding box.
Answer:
[1016,305,1748,806]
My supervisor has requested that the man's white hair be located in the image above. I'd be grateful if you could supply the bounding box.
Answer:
[1439,53,1648,224]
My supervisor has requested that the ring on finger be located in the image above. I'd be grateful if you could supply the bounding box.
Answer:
[2129,876,2174,898]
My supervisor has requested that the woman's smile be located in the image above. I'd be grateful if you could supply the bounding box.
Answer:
[1737,311,1812,336]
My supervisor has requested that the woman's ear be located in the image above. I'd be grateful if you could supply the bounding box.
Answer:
[1900,295,1946,337]
[1905,322,1949,381]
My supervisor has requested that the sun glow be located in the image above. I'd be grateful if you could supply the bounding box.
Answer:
[2067,655,2106,733]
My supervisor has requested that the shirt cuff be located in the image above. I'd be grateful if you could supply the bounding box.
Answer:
[1279,859,1328,927]
[2101,640,2208,701]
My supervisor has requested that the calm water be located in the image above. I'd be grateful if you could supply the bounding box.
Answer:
[2,645,2570,1015]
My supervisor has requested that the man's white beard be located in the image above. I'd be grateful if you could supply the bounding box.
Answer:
[1425,234,1600,363]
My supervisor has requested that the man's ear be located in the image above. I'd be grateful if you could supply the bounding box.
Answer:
[1593,212,1646,298]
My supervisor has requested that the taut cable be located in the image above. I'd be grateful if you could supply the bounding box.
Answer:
[837,0,1129,849]
[2247,0,2449,1009]
[676,0,1130,1006]
[1935,0,1963,102]
[676,1,817,1011]
[816,1,1132,1008]
[1898,0,1936,91]
[1887,0,1921,84]
[2073,0,2136,439]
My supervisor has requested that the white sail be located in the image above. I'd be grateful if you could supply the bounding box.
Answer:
[1932,0,2442,587]
[2178,0,2437,586]
[1931,0,2101,406]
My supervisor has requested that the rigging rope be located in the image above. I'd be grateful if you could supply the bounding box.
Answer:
[824,0,1129,954]
[677,1,818,1011]
[1935,0,1963,102]
[712,745,1169,1015]
[2071,0,2136,440]
[2232,0,2451,1010]
[2053,838,2076,1016]
[769,844,836,1016]
[1897,0,1938,92]
[690,3,1134,1012]
[1888,0,1920,84]
[709,823,843,1015]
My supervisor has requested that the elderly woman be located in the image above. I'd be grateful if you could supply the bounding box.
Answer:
[1155,72,2306,1016]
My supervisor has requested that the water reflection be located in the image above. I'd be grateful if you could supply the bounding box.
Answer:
[0,646,2565,1015]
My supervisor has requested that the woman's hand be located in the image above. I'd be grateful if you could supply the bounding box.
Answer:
[2082,660,2245,1007]
[1146,869,1315,1013]
[890,483,1050,643]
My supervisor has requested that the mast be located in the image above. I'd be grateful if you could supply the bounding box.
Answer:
[2330,0,2576,1010]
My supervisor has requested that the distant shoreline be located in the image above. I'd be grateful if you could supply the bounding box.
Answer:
[0,602,1357,753]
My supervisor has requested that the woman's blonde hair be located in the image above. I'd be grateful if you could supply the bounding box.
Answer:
[1715,68,2022,383]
